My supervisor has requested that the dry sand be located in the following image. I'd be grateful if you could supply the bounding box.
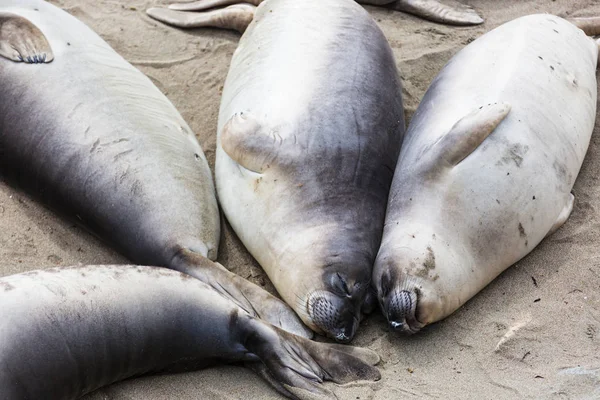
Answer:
[1,0,600,399]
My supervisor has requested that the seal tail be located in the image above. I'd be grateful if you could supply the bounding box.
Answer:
[146,4,256,33]
[243,320,381,399]
[566,17,600,67]
[168,0,263,11]
[392,0,484,26]
[568,17,600,37]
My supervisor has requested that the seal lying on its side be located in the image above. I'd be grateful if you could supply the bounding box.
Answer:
[0,0,310,338]
[373,14,600,334]
[0,265,381,400]
[147,0,483,33]
[213,0,405,342]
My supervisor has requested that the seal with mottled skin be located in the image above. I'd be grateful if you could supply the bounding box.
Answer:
[146,0,483,34]
[0,0,310,338]
[207,0,405,342]
[0,265,381,399]
[373,14,600,334]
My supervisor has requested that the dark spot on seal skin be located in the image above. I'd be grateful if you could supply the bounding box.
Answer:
[194,153,200,160]
[538,56,544,60]
[423,246,435,270]
[1,281,15,292]
[498,143,528,168]
[533,196,536,200]
[550,66,555,71]
[67,42,71,46]
[518,223,526,238]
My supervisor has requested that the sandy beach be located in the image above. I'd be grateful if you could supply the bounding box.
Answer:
[2,0,600,398]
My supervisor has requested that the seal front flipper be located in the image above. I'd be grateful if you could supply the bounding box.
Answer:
[242,319,381,399]
[0,12,53,63]
[171,247,313,339]
[432,102,511,168]
[221,112,282,173]
[146,4,256,33]
[392,0,483,26]
[168,0,262,11]
[545,193,575,238]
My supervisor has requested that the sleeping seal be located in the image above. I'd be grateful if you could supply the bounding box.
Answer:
[373,14,600,334]
[146,0,483,34]
[210,0,405,342]
[0,0,310,338]
[0,265,380,399]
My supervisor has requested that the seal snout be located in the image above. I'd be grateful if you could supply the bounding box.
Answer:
[384,288,423,335]
[307,290,360,343]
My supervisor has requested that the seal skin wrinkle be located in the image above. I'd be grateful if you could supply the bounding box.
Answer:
[373,14,600,334]
[0,266,381,400]
[212,0,405,342]
[146,0,483,33]
[0,0,311,339]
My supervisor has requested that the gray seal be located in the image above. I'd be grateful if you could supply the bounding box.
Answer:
[0,265,380,399]
[212,0,405,342]
[373,14,600,334]
[0,0,310,338]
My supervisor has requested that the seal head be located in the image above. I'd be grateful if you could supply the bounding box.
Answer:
[306,269,370,342]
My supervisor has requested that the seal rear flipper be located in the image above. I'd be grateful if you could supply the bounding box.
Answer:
[433,102,511,167]
[567,17,600,37]
[168,0,262,11]
[221,111,280,173]
[243,321,381,399]
[0,12,53,63]
[392,0,483,26]
[545,193,575,238]
[146,4,255,33]
[170,247,313,339]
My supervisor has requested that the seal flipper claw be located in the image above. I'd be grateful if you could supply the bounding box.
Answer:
[393,0,483,26]
[0,12,53,63]
[433,102,511,167]
[171,247,313,339]
[168,0,263,11]
[147,4,256,33]
[546,193,575,238]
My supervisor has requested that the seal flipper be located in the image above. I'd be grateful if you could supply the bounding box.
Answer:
[221,112,280,173]
[568,17,600,37]
[242,319,381,399]
[0,12,53,63]
[146,4,255,33]
[168,0,263,11]
[171,247,313,339]
[392,0,483,26]
[545,193,575,238]
[433,103,511,167]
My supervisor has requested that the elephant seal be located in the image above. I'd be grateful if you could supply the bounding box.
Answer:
[0,265,380,399]
[373,14,600,334]
[0,0,310,338]
[146,0,483,34]
[210,0,405,342]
